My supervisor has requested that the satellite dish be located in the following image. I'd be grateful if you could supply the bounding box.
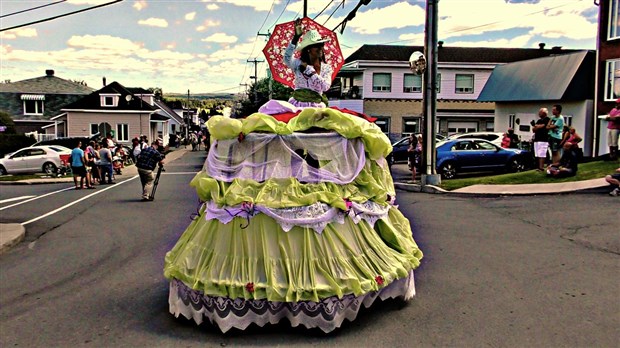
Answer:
[125,95,133,102]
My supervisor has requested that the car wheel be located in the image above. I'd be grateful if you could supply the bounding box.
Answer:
[507,157,525,173]
[440,162,457,179]
[42,162,57,175]
[0,165,7,176]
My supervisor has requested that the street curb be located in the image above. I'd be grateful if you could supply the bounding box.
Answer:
[0,223,25,255]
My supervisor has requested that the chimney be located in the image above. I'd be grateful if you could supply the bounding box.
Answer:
[551,46,562,51]
[538,43,546,50]
[438,41,444,48]
[45,69,54,77]
[103,77,107,86]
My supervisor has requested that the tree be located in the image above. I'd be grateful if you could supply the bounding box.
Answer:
[0,111,16,134]
[148,87,163,100]
[236,77,293,116]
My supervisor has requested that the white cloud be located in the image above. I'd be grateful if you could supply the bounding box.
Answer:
[201,0,280,12]
[133,0,148,11]
[138,18,169,28]
[185,12,197,21]
[206,4,220,11]
[447,34,533,48]
[0,28,37,40]
[196,19,221,32]
[329,1,425,35]
[201,33,238,44]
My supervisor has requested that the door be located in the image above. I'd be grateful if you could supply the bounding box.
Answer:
[472,140,506,169]
[447,121,478,135]
[23,148,47,172]
[4,149,29,173]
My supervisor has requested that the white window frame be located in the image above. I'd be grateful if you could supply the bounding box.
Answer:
[563,115,573,127]
[403,74,422,93]
[23,100,44,115]
[116,123,129,142]
[455,74,474,94]
[605,59,620,101]
[609,0,620,40]
[372,73,392,92]
[100,94,120,107]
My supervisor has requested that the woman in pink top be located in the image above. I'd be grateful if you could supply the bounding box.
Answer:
[606,98,620,160]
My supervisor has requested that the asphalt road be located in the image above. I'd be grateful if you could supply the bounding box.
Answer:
[0,150,618,347]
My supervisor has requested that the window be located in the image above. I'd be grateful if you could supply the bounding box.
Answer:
[21,94,45,115]
[402,117,421,134]
[508,114,516,129]
[455,74,474,94]
[403,74,422,93]
[373,116,391,134]
[100,94,119,107]
[485,121,494,131]
[24,100,44,115]
[372,73,391,92]
[609,0,620,40]
[473,140,496,151]
[563,115,573,127]
[436,73,441,93]
[605,60,620,101]
[90,124,99,136]
[116,124,129,142]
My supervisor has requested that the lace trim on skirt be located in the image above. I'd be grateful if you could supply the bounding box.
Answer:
[204,200,391,234]
[168,270,415,333]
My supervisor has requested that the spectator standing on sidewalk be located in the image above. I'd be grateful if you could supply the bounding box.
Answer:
[605,99,620,160]
[135,141,165,201]
[501,128,520,149]
[531,107,551,171]
[131,137,142,163]
[605,167,620,196]
[70,141,87,189]
[99,141,114,184]
[547,104,565,167]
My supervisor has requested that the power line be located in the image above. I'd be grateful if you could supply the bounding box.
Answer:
[322,0,345,27]
[0,0,67,19]
[0,0,124,32]
[239,0,276,87]
[313,0,335,20]
[268,0,292,31]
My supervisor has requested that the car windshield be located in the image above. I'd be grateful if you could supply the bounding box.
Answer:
[48,146,71,153]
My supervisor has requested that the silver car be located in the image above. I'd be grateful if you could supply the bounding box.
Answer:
[0,146,68,175]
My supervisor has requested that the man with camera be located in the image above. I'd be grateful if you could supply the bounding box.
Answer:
[531,107,551,171]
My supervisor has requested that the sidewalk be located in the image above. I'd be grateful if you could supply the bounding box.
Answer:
[0,146,192,254]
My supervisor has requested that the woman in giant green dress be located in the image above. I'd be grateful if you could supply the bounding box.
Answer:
[163,22,422,333]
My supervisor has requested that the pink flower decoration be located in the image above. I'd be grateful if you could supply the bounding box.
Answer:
[375,275,384,286]
[245,282,255,293]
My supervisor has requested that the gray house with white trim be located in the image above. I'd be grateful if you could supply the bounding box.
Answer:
[478,50,596,156]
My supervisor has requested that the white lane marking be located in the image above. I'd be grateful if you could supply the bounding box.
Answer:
[0,196,36,204]
[0,187,75,211]
[161,172,198,175]
[21,176,139,226]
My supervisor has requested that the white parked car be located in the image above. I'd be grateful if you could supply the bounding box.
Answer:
[446,132,505,147]
[0,145,70,176]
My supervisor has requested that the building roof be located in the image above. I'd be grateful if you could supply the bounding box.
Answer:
[477,50,595,102]
[344,44,581,64]
[62,81,157,111]
[0,70,94,95]
[154,99,183,123]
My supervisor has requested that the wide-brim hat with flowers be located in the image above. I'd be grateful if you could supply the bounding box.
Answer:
[296,29,331,51]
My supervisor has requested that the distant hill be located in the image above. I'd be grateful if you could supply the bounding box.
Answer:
[166,92,238,100]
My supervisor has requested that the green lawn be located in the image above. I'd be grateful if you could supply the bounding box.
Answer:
[0,174,47,182]
[440,160,619,191]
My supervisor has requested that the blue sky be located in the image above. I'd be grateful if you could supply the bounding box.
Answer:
[0,0,597,94]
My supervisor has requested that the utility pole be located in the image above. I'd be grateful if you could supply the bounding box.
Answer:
[303,0,307,17]
[247,58,264,103]
[421,0,441,185]
[186,89,190,141]
[258,31,272,99]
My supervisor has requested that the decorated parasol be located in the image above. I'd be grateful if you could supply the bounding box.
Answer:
[262,17,344,89]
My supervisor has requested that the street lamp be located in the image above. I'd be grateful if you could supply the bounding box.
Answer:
[417,0,441,186]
